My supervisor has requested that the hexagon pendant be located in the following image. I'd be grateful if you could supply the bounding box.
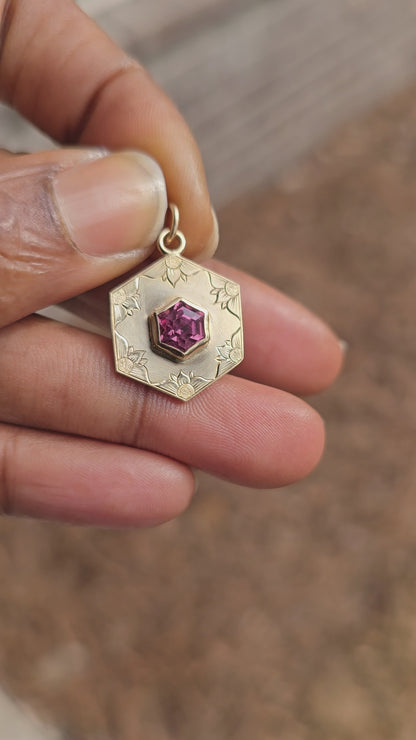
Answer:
[109,207,244,402]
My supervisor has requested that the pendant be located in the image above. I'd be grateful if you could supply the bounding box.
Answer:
[110,204,244,401]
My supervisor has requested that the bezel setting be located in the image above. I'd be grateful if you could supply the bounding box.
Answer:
[148,298,210,362]
[109,255,244,401]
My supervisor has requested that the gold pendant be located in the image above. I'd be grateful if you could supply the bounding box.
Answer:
[110,204,244,401]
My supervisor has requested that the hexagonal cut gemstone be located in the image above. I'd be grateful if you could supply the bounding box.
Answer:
[157,300,206,354]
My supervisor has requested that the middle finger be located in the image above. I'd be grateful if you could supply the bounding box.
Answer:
[0,316,324,488]
[61,259,343,396]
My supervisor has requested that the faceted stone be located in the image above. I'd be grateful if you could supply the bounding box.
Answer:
[156,300,206,354]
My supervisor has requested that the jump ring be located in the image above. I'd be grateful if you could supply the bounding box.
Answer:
[157,227,186,256]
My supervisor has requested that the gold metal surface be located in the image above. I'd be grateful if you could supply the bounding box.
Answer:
[165,202,180,245]
[110,256,243,401]
[109,203,244,401]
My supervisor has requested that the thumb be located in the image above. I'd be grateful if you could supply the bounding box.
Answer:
[0,147,167,327]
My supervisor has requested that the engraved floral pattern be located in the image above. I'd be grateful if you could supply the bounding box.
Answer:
[216,329,244,377]
[209,275,240,316]
[146,255,200,288]
[156,370,209,401]
[112,278,141,323]
[110,257,243,401]
[118,347,149,381]
[112,288,128,305]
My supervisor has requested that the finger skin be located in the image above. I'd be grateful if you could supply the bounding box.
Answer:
[0,149,167,326]
[0,424,194,526]
[62,259,343,396]
[0,0,214,257]
[208,261,344,395]
[0,317,325,488]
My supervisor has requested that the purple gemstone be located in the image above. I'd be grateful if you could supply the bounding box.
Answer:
[157,300,206,354]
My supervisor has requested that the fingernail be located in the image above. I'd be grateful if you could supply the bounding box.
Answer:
[52,151,167,257]
[339,339,349,355]
[199,206,219,261]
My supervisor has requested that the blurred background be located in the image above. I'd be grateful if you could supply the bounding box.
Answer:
[0,0,416,737]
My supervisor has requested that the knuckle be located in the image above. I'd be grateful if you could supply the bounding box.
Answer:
[0,0,43,104]
[122,382,168,452]
[123,384,152,450]
[69,59,144,143]
[0,162,71,325]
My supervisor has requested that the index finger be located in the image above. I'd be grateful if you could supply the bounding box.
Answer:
[0,0,215,257]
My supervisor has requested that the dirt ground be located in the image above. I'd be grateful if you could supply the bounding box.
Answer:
[0,85,415,740]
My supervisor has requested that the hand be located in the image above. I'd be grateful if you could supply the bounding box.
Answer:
[0,0,343,527]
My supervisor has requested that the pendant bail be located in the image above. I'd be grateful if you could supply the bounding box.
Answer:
[157,203,186,256]
[110,201,243,400]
